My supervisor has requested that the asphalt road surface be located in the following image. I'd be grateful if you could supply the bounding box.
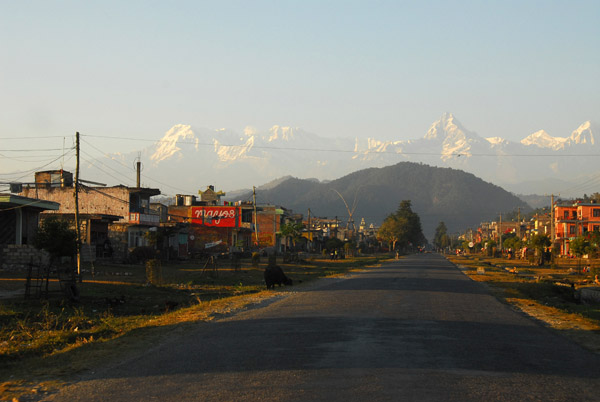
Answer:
[45,254,600,401]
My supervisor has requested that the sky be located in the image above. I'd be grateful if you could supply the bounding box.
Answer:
[1,0,599,180]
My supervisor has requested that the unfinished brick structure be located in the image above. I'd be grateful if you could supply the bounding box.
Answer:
[20,170,160,261]
[0,194,59,270]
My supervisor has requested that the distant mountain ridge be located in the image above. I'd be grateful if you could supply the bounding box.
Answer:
[230,162,530,240]
[91,113,597,197]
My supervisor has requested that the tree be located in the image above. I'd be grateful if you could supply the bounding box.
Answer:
[395,200,426,248]
[34,217,77,261]
[485,239,497,257]
[570,236,592,257]
[528,234,551,265]
[377,200,426,252]
[280,221,304,250]
[344,240,357,257]
[433,221,449,250]
[325,237,344,252]
[502,233,522,252]
[570,235,593,274]
[378,215,404,251]
[587,229,600,257]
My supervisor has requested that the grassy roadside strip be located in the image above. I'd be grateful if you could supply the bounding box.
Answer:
[446,254,600,353]
[0,291,278,401]
[0,255,385,401]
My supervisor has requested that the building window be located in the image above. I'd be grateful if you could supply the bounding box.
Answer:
[128,230,147,248]
[241,209,253,223]
[594,225,600,232]
[593,209,600,217]
[569,226,576,235]
[564,211,569,219]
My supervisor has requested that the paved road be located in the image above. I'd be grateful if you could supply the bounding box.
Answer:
[45,254,600,401]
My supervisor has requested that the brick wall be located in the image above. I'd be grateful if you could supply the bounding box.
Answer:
[256,212,280,247]
[1,244,50,271]
[108,223,129,262]
[21,186,130,220]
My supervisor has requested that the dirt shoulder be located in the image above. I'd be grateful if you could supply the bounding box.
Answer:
[0,257,385,401]
[447,254,600,354]
[0,289,286,401]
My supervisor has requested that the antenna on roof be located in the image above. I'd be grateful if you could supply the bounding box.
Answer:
[61,136,65,170]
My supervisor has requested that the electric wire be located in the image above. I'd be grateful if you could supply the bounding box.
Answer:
[80,149,135,184]
[80,156,135,187]
[2,151,75,183]
[139,174,196,196]
[80,138,136,173]
[80,184,131,206]
[559,174,600,194]
[0,148,66,152]
[0,153,67,162]
[556,173,600,196]
[81,133,600,157]
[0,135,72,140]
[81,137,195,194]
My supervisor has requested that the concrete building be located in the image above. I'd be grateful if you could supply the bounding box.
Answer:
[554,202,600,255]
[19,170,160,261]
[0,193,59,269]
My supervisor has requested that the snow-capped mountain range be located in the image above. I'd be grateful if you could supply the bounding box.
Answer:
[102,113,598,197]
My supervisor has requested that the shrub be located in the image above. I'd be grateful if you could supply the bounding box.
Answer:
[128,246,156,264]
[34,217,77,259]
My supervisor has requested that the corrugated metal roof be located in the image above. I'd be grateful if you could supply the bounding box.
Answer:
[0,193,60,210]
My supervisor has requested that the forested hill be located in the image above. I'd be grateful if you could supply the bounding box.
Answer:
[239,162,530,240]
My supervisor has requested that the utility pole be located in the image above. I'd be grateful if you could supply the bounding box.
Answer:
[517,207,521,240]
[499,213,503,252]
[550,194,555,242]
[252,186,259,246]
[307,208,311,252]
[74,132,82,282]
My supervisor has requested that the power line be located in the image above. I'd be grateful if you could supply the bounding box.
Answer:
[84,134,362,153]
[0,153,66,161]
[81,149,135,183]
[80,184,131,206]
[81,138,136,172]
[1,152,75,183]
[139,174,197,196]
[0,135,72,140]
[78,140,135,171]
[81,137,195,194]
[557,173,600,195]
[80,156,135,186]
[81,134,600,157]
[0,148,68,152]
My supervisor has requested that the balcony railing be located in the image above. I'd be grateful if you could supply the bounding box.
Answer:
[129,212,160,225]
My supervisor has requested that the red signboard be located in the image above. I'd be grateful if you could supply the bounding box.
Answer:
[191,206,239,227]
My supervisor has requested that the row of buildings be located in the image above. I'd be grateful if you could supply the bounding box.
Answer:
[0,169,378,269]
[463,201,600,256]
